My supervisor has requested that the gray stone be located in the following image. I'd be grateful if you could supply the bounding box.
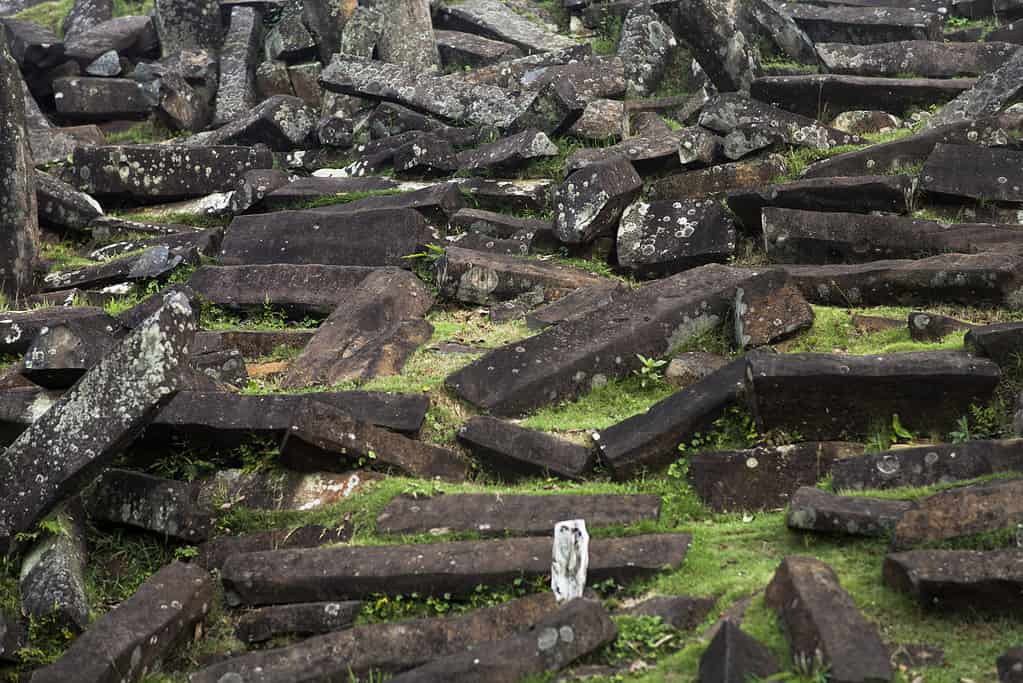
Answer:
[61,0,112,41]
[778,3,941,43]
[19,507,89,632]
[366,0,439,74]
[433,0,577,54]
[554,157,642,245]
[436,29,522,68]
[0,30,38,300]
[84,49,119,76]
[206,95,317,151]
[0,294,195,553]
[617,3,676,96]
[236,601,364,644]
[786,486,911,538]
[458,416,595,481]
[817,40,1021,79]
[930,47,1023,128]
[214,6,261,126]
[155,0,220,56]
[617,198,736,277]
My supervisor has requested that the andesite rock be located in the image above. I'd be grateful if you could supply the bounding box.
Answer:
[786,486,912,538]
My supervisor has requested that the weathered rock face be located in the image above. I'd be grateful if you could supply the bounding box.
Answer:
[617,198,737,277]
[214,6,261,126]
[929,47,1023,128]
[0,294,195,553]
[458,416,595,480]
[891,478,1023,550]
[29,561,213,683]
[816,40,1021,79]
[376,493,661,537]
[786,486,912,538]
[19,507,90,632]
[74,145,274,200]
[388,598,616,683]
[283,268,433,387]
[433,0,577,54]
[0,31,39,300]
[236,601,365,644]
[688,442,863,512]
[154,0,220,56]
[364,0,438,74]
[191,593,561,683]
[746,351,1001,441]
[220,533,691,605]
[554,157,643,245]
[921,143,1023,203]
[765,556,893,683]
[617,3,676,96]
[884,549,1023,612]
[699,621,781,683]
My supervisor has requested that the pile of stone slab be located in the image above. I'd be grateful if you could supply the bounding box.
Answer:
[4,0,1023,678]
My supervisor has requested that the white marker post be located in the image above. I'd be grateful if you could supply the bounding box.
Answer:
[552,519,589,603]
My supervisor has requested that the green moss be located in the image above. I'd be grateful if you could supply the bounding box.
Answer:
[12,0,74,37]
[39,241,96,272]
[782,305,967,355]
[111,210,232,229]
[104,120,179,145]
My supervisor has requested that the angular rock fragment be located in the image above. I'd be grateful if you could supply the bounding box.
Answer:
[617,2,676,96]
[191,593,560,683]
[782,253,1023,308]
[765,556,892,683]
[752,74,974,119]
[376,493,661,536]
[434,246,605,305]
[282,269,433,387]
[762,208,1023,263]
[966,322,1023,365]
[35,170,102,232]
[436,29,522,68]
[817,40,1021,78]
[921,144,1023,203]
[154,0,219,55]
[53,76,154,120]
[220,533,691,605]
[884,549,1023,612]
[525,281,626,330]
[195,524,352,571]
[0,306,114,355]
[733,269,814,348]
[28,562,213,683]
[20,317,121,388]
[649,155,788,200]
[747,351,1001,440]
[456,129,558,176]
[0,295,195,552]
[892,478,1023,550]
[909,311,973,342]
[62,0,113,41]
[236,601,364,644]
[446,265,769,416]
[689,442,863,512]
[42,245,196,292]
[280,399,467,482]
[188,264,384,317]
[74,145,273,200]
[83,468,214,542]
[214,6,260,125]
[554,157,643,245]
[0,30,39,300]
[779,3,942,43]
[833,439,1023,491]
[206,95,317,151]
[150,391,428,443]
[453,177,553,214]
[726,175,912,234]
[368,0,438,74]
[699,621,781,683]
[929,47,1023,128]
[595,357,748,480]
[387,598,616,683]
[433,0,577,54]
[616,198,737,277]
[19,507,89,632]
[458,416,595,480]
[219,208,430,267]
[63,15,155,62]
[565,133,687,176]
[786,486,911,538]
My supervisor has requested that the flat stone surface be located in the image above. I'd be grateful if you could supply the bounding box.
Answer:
[595,357,748,480]
[765,556,892,683]
[433,0,577,53]
[617,198,737,277]
[921,143,1023,203]
[782,253,1023,308]
[816,40,1021,78]
[279,399,468,482]
[196,524,352,571]
[0,306,116,355]
[891,478,1023,550]
[884,549,1023,612]
[0,295,194,553]
[458,416,595,480]
[387,598,616,683]
[786,486,912,537]
[688,442,864,512]
[236,601,364,644]
[649,156,789,201]
[221,533,691,605]
[376,493,661,536]
[74,144,273,200]
[966,322,1023,364]
[832,439,1023,490]
[282,269,433,388]
[29,562,213,683]
[219,208,431,267]
[446,265,768,416]
[747,351,1001,441]
[191,593,560,683]
[929,46,1023,128]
